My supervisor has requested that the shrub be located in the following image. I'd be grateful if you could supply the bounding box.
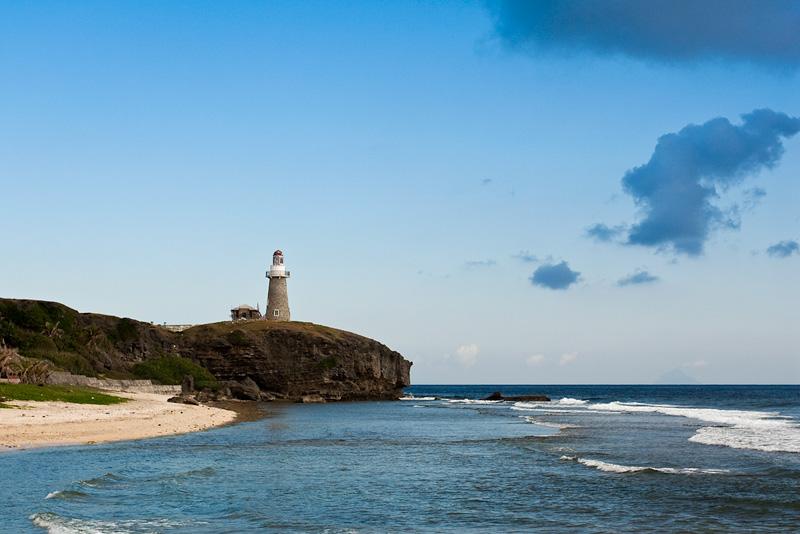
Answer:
[0,342,52,384]
[110,318,139,344]
[132,355,218,389]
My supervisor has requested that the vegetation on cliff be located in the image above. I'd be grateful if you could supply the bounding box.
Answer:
[132,356,219,390]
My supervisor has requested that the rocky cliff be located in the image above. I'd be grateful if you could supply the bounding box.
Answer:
[0,298,412,401]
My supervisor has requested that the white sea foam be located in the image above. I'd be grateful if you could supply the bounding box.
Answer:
[512,398,589,410]
[520,416,577,430]
[30,513,201,534]
[31,512,127,534]
[45,491,62,500]
[512,401,550,410]
[511,405,593,414]
[399,396,436,401]
[588,401,800,454]
[559,456,730,475]
[446,399,500,405]
[557,397,588,406]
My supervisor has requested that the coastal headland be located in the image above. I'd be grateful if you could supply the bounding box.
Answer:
[0,298,412,449]
[0,298,412,402]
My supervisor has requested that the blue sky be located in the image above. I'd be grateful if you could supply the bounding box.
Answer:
[2,1,799,383]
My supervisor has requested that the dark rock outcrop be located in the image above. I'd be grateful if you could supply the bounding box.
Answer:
[222,377,262,401]
[0,298,412,402]
[484,391,550,402]
[181,375,195,394]
[168,395,200,405]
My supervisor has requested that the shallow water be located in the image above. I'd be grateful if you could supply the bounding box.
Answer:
[3,385,799,532]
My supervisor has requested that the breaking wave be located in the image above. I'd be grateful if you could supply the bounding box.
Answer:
[446,399,500,405]
[588,402,800,454]
[399,396,436,401]
[30,512,201,533]
[44,490,88,501]
[520,416,577,430]
[560,456,730,475]
[557,398,588,406]
[78,473,123,488]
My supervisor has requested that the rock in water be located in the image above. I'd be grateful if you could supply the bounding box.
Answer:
[482,392,550,402]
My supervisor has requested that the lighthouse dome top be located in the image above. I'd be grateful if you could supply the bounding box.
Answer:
[273,250,283,256]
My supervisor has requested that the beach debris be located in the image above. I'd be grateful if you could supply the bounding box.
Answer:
[167,395,200,406]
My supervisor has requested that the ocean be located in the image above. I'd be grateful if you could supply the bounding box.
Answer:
[2,385,799,533]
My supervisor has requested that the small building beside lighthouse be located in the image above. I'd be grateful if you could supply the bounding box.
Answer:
[230,304,261,321]
[266,249,291,321]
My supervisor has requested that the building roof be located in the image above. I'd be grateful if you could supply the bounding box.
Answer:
[232,304,256,311]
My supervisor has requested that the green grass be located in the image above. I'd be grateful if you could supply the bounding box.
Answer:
[0,383,127,405]
[132,355,218,389]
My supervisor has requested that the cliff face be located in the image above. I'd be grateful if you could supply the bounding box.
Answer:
[0,298,412,401]
[180,321,411,401]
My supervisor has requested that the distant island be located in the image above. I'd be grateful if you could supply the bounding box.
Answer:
[0,298,412,402]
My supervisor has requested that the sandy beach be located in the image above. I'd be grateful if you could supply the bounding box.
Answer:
[0,392,238,451]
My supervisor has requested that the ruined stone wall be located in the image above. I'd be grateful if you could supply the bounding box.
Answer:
[48,371,181,394]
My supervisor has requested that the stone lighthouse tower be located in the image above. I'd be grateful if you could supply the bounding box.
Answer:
[265,250,291,321]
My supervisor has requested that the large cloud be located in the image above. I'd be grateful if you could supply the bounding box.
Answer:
[487,0,800,66]
[616,109,799,255]
[530,261,580,290]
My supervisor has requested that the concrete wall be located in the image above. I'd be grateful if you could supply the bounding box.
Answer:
[48,371,181,395]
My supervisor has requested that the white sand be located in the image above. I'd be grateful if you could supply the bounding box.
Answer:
[0,392,237,451]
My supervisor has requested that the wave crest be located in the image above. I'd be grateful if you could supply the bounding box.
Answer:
[560,456,729,475]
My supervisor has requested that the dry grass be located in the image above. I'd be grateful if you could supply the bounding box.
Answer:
[184,319,357,343]
[1,340,53,385]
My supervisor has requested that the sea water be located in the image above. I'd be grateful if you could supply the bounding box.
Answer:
[2,385,799,532]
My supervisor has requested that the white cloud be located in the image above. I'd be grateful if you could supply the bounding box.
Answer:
[683,359,708,369]
[526,354,545,366]
[559,352,578,366]
[455,344,479,367]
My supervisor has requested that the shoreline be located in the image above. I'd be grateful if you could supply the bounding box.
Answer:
[0,391,247,452]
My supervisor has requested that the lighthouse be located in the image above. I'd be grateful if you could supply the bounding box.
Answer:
[266,250,291,321]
